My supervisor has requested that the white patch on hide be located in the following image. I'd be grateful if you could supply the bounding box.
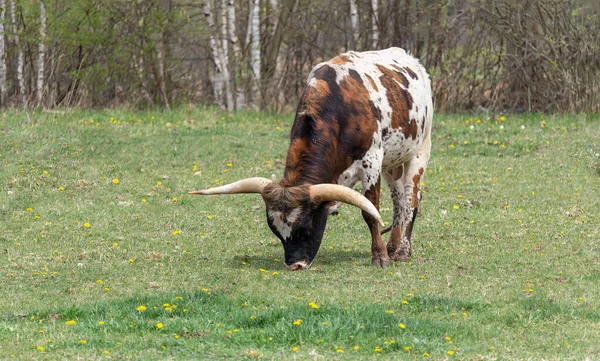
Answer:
[268,208,302,241]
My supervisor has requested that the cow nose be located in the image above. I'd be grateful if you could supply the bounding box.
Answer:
[285,261,311,271]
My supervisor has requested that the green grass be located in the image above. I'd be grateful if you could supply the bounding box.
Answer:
[1,108,599,360]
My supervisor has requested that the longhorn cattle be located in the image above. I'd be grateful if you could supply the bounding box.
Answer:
[191,47,432,270]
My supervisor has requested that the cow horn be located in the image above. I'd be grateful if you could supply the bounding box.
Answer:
[189,177,273,195]
[309,184,385,226]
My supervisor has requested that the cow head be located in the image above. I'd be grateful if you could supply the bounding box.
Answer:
[190,178,383,271]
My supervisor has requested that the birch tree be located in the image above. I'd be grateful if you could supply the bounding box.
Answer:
[0,0,7,106]
[227,0,244,109]
[218,0,233,110]
[10,0,26,108]
[268,0,278,38]
[37,0,46,107]
[371,0,379,49]
[349,0,359,49]
[248,0,260,105]
[202,0,232,110]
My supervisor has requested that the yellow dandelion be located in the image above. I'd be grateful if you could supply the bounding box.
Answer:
[156,322,164,329]
[96,279,103,283]
[402,300,409,305]
[292,346,299,352]
[399,323,406,329]
[136,305,147,312]
[172,230,181,235]
[84,222,91,228]
[207,215,213,219]
[308,302,319,309]
[423,352,430,357]
[112,178,119,184]
[453,204,459,209]
[37,346,44,351]
[78,339,87,345]
[98,320,105,325]
[353,345,360,350]
[172,197,178,203]
[374,346,382,353]
[59,186,65,191]
[404,346,411,351]
[447,350,454,355]
[293,319,303,326]
[129,258,135,263]
[385,309,394,314]
[65,319,77,326]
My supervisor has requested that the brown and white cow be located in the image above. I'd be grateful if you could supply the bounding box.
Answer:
[191,47,432,270]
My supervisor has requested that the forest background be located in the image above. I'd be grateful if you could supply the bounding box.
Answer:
[0,0,598,113]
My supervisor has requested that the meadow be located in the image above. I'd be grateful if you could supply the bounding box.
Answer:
[0,108,599,360]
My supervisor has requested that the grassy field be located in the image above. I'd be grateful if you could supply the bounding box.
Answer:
[1,108,599,360]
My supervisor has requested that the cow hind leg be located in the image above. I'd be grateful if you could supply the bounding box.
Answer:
[392,132,431,260]
[362,176,390,268]
[383,166,409,261]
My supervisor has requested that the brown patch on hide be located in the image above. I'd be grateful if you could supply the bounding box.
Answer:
[330,55,353,65]
[301,79,331,117]
[376,64,416,139]
[283,63,379,186]
[365,74,378,91]
[411,168,424,208]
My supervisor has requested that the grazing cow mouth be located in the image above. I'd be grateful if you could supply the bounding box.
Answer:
[285,261,312,271]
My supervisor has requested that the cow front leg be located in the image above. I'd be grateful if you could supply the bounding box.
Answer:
[362,176,390,268]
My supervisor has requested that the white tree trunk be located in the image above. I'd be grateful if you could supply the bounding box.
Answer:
[227,0,245,109]
[349,0,360,50]
[37,0,46,107]
[371,0,379,49]
[249,0,260,105]
[269,0,278,38]
[10,0,26,108]
[0,0,7,106]
[202,0,232,110]
[218,0,233,110]
[227,0,241,60]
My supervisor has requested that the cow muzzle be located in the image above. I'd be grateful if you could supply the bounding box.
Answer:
[285,261,312,271]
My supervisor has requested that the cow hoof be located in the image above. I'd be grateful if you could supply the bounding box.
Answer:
[371,256,390,268]
[389,249,411,262]
[386,243,398,255]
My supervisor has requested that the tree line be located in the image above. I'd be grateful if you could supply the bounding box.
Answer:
[0,0,598,112]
